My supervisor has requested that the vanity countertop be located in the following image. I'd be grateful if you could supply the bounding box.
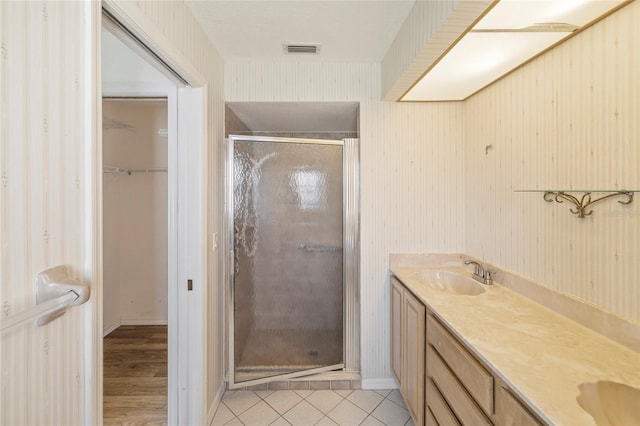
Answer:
[391,266,640,426]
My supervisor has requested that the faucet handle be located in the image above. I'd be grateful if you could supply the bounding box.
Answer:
[484,270,496,284]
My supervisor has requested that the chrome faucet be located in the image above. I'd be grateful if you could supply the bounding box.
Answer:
[464,260,494,285]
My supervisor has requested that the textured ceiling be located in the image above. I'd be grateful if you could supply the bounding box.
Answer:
[185,0,415,62]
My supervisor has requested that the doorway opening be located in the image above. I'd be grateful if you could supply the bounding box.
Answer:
[102,97,169,423]
[101,14,179,424]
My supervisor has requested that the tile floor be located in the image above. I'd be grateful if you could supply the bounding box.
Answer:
[211,389,414,426]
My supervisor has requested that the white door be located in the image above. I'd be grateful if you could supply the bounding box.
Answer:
[0,2,99,424]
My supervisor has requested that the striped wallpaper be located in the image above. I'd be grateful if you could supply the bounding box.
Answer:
[359,100,465,384]
[225,61,381,102]
[225,61,466,384]
[224,0,639,384]
[0,2,88,424]
[129,0,227,416]
[464,0,640,323]
[1,2,636,421]
[1,0,226,423]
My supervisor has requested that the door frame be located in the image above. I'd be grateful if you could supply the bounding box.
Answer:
[100,87,179,418]
[86,1,209,424]
[224,135,360,389]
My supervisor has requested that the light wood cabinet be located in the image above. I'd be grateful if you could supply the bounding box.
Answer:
[426,311,545,426]
[391,276,425,426]
[404,292,426,425]
[427,313,493,416]
[391,274,546,426]
[495,381,543,426]
[426,344,491,425]
[391,278,403,386]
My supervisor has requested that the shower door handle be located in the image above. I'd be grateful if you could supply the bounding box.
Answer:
[229,249,235,277]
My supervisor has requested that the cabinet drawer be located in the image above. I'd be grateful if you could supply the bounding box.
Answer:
[427,314,493,415]
[426,378,460,426]
[427,345,492,426]
[496,385,543,426]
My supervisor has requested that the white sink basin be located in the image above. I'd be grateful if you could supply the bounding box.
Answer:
[413,270,486,296]
[577,381,640,426]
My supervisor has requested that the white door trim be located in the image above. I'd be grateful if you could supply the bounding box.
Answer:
[88,1,209,424]
[177,86,209,424]
[84,2,103,424]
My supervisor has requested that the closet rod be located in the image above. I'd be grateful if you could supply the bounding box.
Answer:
[104,166,167,175]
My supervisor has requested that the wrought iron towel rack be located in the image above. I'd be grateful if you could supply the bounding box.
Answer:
[515,190,637,218]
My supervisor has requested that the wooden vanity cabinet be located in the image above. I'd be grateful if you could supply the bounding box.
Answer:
[391,276,425,426]
[426,312,492,425]
[391,275,545,426]
[495,381,544,426]
[391,277,403,386]
[425,311,545,426]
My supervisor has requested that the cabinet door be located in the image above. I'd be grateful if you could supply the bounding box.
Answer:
[404,290,426,426]
[391,278,404,385]
[496,385,543,426]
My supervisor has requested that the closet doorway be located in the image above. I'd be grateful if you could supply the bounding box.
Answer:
[101,14,179,425]
[102,98,169,424]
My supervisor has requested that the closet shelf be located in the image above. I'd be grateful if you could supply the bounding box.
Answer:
[104,165,167,175]
[514,190,637,218]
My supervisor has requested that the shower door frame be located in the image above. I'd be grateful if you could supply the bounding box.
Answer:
[225,135,360,389]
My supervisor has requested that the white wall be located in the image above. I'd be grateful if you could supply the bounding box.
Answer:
[0,2,90,424]
[464,1,640,323]
[359,100,465,384]
[103,99,168,332]
[225,61,466,386]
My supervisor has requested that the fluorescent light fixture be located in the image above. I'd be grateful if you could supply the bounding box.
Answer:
[403,32,566,101]
[401,0,628,101]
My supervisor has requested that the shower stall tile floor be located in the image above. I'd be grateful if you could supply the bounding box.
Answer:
[236,329,342,382]
[212,389,415,426]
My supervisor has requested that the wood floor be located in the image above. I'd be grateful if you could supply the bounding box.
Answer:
[104,325,168,425]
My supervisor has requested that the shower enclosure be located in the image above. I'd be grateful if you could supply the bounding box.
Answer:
[227,135,359,387]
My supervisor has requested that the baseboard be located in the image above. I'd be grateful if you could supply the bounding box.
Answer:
[207,381,227,425]
[361,378,398,390]
[103,319,168,337]
[103,321,121,337]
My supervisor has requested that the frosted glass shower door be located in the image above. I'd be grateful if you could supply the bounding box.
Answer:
[230,136,344,386]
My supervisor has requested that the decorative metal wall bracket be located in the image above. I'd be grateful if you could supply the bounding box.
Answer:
[543,191,634,218]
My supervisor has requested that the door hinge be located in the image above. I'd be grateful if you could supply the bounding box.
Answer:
[187,279,193,291]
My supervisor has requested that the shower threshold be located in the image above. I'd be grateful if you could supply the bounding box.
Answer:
[235,365,333,383]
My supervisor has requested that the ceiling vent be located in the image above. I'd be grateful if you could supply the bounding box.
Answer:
[283,44,321,55]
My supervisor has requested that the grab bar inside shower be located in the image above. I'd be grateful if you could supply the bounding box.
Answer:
[297,244,343,253]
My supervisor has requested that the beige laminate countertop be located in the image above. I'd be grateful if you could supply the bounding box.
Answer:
[391,266,640,426]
